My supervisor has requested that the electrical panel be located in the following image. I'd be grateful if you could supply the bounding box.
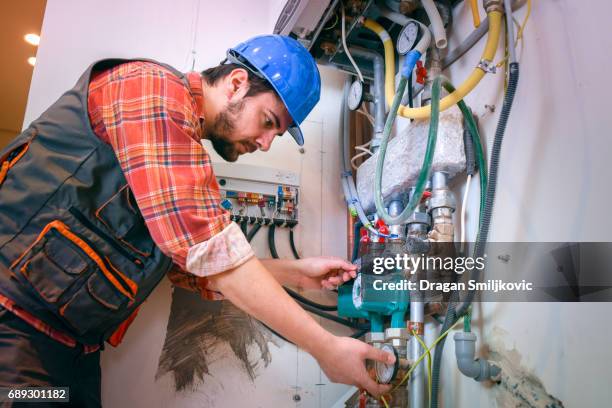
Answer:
[212,162,300,228]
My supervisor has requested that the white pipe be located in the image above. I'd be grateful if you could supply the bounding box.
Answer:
[341,4,364,83]
[504,0,518,63]
[377,5,432,55]
[422,0,447,49]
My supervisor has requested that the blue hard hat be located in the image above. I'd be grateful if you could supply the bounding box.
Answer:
[226,35,321,146]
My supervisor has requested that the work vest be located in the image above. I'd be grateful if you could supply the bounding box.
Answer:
[0,59,181,346]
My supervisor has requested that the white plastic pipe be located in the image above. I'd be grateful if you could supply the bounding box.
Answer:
[422,0,447,49]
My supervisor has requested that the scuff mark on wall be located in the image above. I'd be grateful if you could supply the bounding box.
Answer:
[156,287,276,392]
[489,328,564,408]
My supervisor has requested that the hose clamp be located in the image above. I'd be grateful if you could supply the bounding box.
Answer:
[477,59,497,74]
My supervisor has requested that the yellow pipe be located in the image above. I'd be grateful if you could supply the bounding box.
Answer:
[363,11,503,120]
[469,0,481,27]
[363,19,395,111]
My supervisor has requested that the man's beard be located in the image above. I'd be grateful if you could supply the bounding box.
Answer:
[208,100,246,162]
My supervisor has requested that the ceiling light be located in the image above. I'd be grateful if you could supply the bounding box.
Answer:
[27,57,36,66]
[24,33,40,46]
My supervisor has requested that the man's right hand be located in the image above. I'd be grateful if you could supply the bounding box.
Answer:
[313,335,395,397]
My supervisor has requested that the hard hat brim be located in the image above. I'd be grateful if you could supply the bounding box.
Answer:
[288,125,304,146]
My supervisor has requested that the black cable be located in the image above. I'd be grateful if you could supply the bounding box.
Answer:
[267,224,341,313]
[268,224,279,259]
[262,323,368,344]
[288,228,301,259]
[285,287,337,311]
[430,63,519,408]
[240,219,248,236]
[246,223,262,242]
[300,302,368,330]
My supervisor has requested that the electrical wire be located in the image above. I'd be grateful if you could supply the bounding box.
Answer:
[267,224,343,314]
[341,2,364,83]
[247,223,262,242]
[288,228,301,259]
[412,331,433,404]
[268,224,280,259]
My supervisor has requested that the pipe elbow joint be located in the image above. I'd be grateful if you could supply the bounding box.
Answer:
[454,332,502,382]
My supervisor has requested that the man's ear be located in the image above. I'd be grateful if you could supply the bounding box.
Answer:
[225,68,249,101]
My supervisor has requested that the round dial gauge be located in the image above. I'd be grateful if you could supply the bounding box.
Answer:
[397,21,420,55]
[375,344,399,384]
[347,80,364,111]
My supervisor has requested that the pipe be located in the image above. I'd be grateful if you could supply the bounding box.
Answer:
[431,64,519,407]
[422,0,447,49]
[504,0,517,64]
[373,69,440,226]
[340,78,394,238]
[347,47,385,142]
[246,223,261,242]
[469,0,481,27]
[364,11,503,119]
[443,0,525,69]
[454,332,501,381]
[376,5,432,55]
[409,296,425,408]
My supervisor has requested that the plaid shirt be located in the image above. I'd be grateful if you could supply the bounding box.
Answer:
[0,61,253,350]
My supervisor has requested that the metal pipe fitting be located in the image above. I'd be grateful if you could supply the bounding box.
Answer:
[347,47,385,148]
[483,0,504,13]
[454,332,502,382]
[387,199,407,239]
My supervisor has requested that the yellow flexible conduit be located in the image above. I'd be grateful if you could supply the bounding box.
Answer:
[363,11,503,119]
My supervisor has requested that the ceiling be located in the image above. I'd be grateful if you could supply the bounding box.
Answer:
[0,0,47,147]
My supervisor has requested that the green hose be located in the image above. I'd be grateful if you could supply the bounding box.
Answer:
[374,76,442,225]
[441,80,488,227]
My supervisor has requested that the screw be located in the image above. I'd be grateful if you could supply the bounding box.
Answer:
[293,394,301,402]
[484,104,495,113]
[498,254,510,263]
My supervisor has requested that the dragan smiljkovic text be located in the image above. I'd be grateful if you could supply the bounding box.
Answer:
[372,279,534,293]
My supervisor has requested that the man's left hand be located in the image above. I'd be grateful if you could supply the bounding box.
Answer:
[296,256,357,290]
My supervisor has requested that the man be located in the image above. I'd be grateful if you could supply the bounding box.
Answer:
[0,35,393,406]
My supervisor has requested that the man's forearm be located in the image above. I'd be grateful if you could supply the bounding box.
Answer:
[260,258,303,286]
[207,257,332,356]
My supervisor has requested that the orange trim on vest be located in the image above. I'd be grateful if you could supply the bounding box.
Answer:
[107,306,140,347]
[12,220,135,301]
[105,256,138,297]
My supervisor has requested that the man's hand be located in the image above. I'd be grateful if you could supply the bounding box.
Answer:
[314,335,394,397]
[296,256,357,290]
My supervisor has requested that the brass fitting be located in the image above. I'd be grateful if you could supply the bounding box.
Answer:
[483,0,504,13]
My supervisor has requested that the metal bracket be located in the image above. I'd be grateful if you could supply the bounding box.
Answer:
[477,59,497,74]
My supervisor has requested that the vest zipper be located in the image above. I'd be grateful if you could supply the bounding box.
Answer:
[68,207,144,269]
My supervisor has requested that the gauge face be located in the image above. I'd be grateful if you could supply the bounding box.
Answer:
[347,80,363,111]
[352,273,363,310]
[397,21,419,55]
[375,344,399,384]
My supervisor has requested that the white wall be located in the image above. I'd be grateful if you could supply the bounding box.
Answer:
[26,1,351,407]
[422,1,612,407]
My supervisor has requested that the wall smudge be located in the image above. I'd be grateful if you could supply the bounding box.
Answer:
[490,328,564,408]
[156,287,276,392]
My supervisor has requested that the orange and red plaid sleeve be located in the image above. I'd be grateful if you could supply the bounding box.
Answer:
[87,61,253,294]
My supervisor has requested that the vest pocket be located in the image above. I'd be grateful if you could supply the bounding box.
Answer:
[12,220,135,336]
[95,185,154,259]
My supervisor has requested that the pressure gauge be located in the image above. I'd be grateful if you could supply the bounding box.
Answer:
[352,273,363,310]
[396,21,420,55]
[375,344,399,384]
[347,80,364,111]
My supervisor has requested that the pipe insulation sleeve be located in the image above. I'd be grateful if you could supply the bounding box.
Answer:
[422,0,447,49]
